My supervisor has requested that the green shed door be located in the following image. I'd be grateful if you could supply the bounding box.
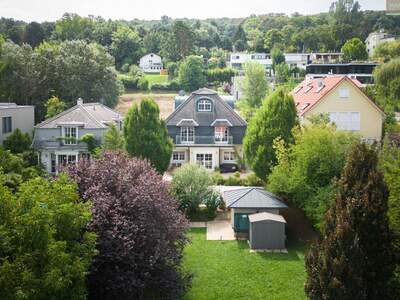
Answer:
[234,213,249,232]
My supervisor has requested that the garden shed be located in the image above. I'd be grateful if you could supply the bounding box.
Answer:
[217,186,288,233]
[248,212,287,250]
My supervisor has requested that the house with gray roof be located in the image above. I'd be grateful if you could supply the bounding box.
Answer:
[216,186,287,233]
[33,98,123,174]
[166,88,247,170]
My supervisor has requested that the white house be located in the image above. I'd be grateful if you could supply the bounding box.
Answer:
[284,53,310,70]
[365,30,397,57]
[0,103,34,144]
[229,53,273,76]
[139,53,163,73]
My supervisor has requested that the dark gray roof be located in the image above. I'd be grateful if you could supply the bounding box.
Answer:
[36,102,123,129]
[221,187,288,209]
[166,88,246,127]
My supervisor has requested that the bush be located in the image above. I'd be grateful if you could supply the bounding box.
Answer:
[204,192,222,219]
[243,173,264,187]
[150,80,181,91]
[67,152,189,299]
[138,77,149,91]
[206,68,235,85]
[119,74,139,90]
[0,173,96,299]
[3,128,32,154]
[171,164,215,216]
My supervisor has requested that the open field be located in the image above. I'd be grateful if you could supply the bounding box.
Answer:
[183,228,307,300]
[144,74,169,86]
[116,91,176,119]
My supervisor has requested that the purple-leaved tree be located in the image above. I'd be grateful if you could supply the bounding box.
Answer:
[67,151,190,300]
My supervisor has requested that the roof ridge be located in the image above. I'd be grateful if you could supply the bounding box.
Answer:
[79,104,106,128]
[227,187,254,207]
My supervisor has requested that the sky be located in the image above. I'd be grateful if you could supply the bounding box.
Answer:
[0,0,386,22]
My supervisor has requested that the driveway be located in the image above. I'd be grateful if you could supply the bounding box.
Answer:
[206,220,235,240]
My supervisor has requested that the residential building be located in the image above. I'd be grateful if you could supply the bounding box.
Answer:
[308,52,343,64]
[366,30,397,57]
[0,103,34,144]
[284,53,310,70]
[306,62,378,85]
[33,99,123,174]
[292,76,384,142]
[139,53,163,73]
[229,53,273,76]
[166,88,247,170]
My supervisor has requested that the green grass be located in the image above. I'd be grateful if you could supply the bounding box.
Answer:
[183,228,307,300]
[144,74,168,86]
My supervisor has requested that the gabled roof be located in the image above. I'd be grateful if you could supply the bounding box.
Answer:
[166,88,247,127]
[248,212,286,223]
[36,101,123,129]
[291,76,382,117]
[220,187,288,209]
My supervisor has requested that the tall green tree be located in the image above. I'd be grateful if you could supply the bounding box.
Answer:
[244,89,298,180]
[305,143,395,299]
[178,55,206,92]
[0,174,96,299]
[111,25,143,69]
[123,98,173,173]
[373,40,400,62]
[341,38,368,61]
[241,61,269,107]
[374,59,400,112]
[264,29,284,52]
[271,47,285,72]
[23,22,45,48]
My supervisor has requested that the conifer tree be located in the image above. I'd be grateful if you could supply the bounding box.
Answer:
[305,143,395,299]
[124,98,173,173]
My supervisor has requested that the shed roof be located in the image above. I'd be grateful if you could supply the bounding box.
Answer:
[220,187,288,209]
[249,212,286,223]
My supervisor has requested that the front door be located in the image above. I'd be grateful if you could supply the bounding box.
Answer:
[234,213,249,232]
[196,153,213,170]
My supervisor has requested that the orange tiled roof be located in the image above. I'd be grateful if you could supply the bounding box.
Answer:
[291,76,363,116]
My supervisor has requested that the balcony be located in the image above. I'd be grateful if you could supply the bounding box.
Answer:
[33,139,88,150]
[175,135,233,145]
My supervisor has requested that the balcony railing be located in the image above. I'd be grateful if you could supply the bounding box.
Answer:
[175,135,233,145]
[33,139,88,149]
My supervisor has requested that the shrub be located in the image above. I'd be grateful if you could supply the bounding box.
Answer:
[243,173,264,187]
[119,74,139,90]
[204,192,222,219]
[80,133,99,154]
[0,173,96,299]
[138,77,149,91]
[150,80,181,91]
[67,152,189,299]
[206,68,235,85]
[3,128,32,154]
[171,164,214,216]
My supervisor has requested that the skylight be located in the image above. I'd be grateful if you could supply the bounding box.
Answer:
[304,86,313,94]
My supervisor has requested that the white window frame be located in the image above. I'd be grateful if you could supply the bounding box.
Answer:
[180,126,195,143]
[339,88,350,99]
[215,126,229,143]
[62,127,78,145]
[196,153,213,170]
[223,150,236,163]
[172,151,185,162]
[197,99,212,112]
[329,112,360,131]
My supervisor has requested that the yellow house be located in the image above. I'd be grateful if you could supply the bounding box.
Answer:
[292,76,384,142]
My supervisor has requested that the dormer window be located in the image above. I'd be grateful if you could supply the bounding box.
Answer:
[62,126,78,145]
[197,99,212,112]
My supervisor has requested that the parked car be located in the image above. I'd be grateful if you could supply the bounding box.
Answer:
[220,163,239,173]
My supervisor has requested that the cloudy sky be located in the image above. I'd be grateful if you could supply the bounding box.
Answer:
[0,0,386,22]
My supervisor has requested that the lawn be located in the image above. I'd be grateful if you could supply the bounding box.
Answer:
[144,74,168,86]
[183,228,307,300]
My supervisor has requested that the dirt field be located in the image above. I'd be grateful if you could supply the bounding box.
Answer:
[116,91,176,119]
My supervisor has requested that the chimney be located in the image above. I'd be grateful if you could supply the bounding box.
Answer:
[77,98,83,105]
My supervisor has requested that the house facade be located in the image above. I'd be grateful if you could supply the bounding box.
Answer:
[292,76,384,142]
[166,88,247,170]
[0,103,34,144]
[139,53,163,73]
[366,30,397,57]
[33,99,123,174]
[229,53,273,76]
